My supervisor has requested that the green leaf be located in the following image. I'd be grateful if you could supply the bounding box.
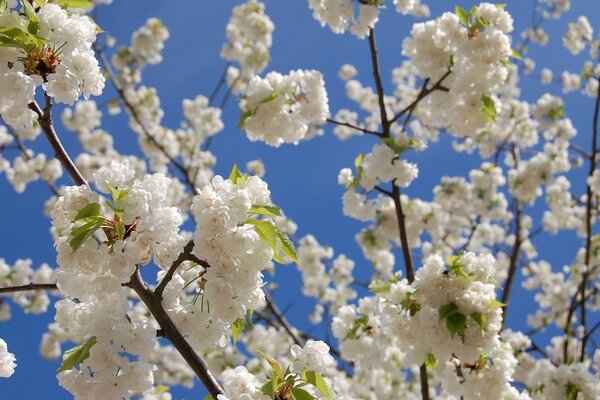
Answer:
[73,203,101,222]
[510,48,523,60]
[69,218,104,250]
[55,0,93,9]
[481,95,497,123]
[446,311,468,341]
[115,221,125,240]
[495,3,507,9]
[33,0,47,6]
[470,312,486,334]
[548,107,565,122]
[255,349,284,380]
[343,315,369,340]
[260,375,280,397]
[565,382,581,400]
[490,299,505,309]
[275,227,299,264]
[291,387,315,400]
[455,5,470,26]
[56,336,97,374]
[259,91,279,105]
[248,204,282,217]
[369,279,392,295]
[439,302,460,321]
[228,164,248,186]
[231,317,245,346]
[381,137,409,155]
[108,185,129,202]
[425,353,437,368]
[244,218,299,264]
[238,108,256,129]
[302,371,335,400]
[155,385,169,394]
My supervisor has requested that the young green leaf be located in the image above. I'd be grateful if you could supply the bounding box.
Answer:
[248,204,282,217]
[231,317,245,346]
[69,218,104,251]
[439,302,460,321]
[302,370,335,400]
[470,312,486,334]
[425,353,437,368]
[238,108,256,129]
[73,203,101,222]
[56,336,97,374]
[155,385,170,394]
[291,387,316,400]
[255,349,284,380]
[481,95,497,123]
[275,227,299,264]
[260,375,279,397]
[490,299,505,309]
[55,0,93,9]
[445,311,468,341]
[455,5,470,26]
[510,48,523,60]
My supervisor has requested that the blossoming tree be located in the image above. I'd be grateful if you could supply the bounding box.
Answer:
[0,0,599,399]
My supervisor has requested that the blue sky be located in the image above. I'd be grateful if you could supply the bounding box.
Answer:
[1,1,599,398]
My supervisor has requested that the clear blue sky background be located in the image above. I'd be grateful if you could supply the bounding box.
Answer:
[1,1,599,398]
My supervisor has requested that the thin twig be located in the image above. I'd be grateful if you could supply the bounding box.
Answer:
[0,283,58,294]
[326,118,382,137]
[94,46,195,191]
[264,292,304,346]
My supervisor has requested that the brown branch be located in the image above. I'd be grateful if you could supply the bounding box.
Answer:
[501,200,523,329]
[368,28,389,133]
[326,118,382,137]
[389,70,451,126]
[579,77,600,361]
[28,98,87,186]
[564,77,600,362]
[94,46,195,191]
[126,268,224,398]
[264,292,304,346]
[0,283,58,294]
[155,239,196,298]
[392,185,415,283]
[368,26,429,399]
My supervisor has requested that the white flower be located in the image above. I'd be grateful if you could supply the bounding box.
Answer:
[290,340,335,373]
[0,338,16,378]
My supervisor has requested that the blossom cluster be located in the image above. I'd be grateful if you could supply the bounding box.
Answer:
[403,3,514,137]
[0,2,104,129]
[308,0,430,39]
[48,161,185,399]
[240,69,329,147]
[221,0,274,91]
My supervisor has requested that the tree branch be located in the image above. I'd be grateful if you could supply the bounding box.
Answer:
[326,118,382,137]
[579,77,600,361]
[94,46,195,191]
[126,268,224,398]
[264,291,304,346]
[0,283,58,294]
[501,200,523,329]
[28,98,87,186]
[155,239,196,298]
[368,28,389,132]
